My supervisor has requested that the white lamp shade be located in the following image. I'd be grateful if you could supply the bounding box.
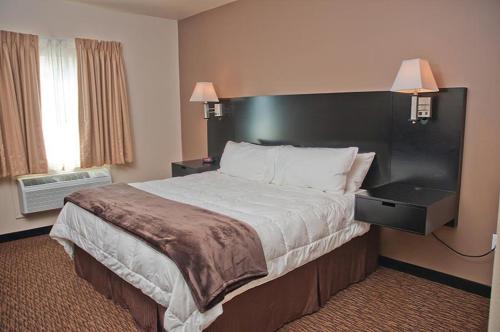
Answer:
[189,82,219,102]
[390,58,439,94]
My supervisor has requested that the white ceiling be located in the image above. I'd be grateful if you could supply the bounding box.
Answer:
[67,0,237,20]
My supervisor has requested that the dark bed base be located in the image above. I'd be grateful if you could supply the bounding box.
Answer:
[74,228,379,332]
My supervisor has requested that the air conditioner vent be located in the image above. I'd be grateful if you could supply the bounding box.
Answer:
[21,172,90,187]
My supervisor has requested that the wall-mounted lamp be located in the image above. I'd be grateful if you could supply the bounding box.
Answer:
[391,58,439,124]
[189,82,223,119]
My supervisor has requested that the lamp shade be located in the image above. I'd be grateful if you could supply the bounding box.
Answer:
[189,82,219,102]
[390,58,439,94]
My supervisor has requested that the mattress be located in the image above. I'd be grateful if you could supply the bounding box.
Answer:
[50,171,370,332]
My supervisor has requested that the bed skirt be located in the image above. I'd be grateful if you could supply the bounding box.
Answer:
[73,227,379,332]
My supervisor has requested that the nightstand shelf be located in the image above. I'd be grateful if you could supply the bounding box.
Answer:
[355,182,457,235]
[171,159,219,177]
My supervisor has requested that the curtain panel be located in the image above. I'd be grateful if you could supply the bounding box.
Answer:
[75,38,133,168]
[0,30,48,177]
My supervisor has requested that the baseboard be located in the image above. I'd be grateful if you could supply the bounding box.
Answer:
[0,226,52,243]
[379,256,491,298]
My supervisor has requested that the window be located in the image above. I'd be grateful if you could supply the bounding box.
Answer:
[39,38,80,172]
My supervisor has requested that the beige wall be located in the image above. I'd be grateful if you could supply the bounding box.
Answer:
[0,0,182,235]
[179,0,500,285]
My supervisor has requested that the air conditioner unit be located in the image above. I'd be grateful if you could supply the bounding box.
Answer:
[17,168,112,214]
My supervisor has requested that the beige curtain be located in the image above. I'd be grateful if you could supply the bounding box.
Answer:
[0,30,48,177]
[75,38,133,168]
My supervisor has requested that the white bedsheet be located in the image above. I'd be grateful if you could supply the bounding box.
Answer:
[50,171,370,331]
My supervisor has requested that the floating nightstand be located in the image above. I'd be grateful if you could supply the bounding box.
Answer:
[355,182,457,235]
[171,159,219,177]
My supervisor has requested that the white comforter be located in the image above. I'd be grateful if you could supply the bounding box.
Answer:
[50,171,369,331]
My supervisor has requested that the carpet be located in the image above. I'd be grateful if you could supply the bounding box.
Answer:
[0,235,490,331]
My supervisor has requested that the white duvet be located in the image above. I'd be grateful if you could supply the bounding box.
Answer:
[50,171,369,331]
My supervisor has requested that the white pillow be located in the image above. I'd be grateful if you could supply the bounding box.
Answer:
[272,146,358,193]
[218,141,279,183]
[345,152,376,193]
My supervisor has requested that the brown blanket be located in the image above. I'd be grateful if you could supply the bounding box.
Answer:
[64,183,268,312]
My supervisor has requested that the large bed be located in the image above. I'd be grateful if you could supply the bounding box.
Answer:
[50,169,376,332]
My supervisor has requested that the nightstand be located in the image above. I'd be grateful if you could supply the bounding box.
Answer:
[355,182,457,235]
[171,159,219,177]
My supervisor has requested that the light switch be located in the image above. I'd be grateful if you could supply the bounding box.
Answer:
[417,97,432,119]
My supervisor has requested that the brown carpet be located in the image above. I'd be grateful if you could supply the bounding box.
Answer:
[0,235,489,332]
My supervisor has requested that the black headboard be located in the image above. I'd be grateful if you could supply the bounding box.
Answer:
[207,88,467,191]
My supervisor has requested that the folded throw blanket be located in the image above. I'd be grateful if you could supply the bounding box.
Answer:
[65,183,268,312]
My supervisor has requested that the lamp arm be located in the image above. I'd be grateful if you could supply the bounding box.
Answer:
[410,93,418,123]
[201,102,209,119]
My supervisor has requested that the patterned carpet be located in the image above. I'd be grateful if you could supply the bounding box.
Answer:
[0,235,490,332]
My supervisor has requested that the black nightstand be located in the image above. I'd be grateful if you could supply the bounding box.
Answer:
[171,159,219,177]
[354,182,457,235]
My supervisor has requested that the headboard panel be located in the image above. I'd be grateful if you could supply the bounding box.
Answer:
[207,88,466,191]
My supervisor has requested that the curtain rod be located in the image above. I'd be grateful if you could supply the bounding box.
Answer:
[1,29,122,43]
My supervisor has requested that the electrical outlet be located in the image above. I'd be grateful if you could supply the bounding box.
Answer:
[493,234,497,250]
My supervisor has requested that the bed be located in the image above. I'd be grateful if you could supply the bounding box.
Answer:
[47,85,470,331]
[50,167,376,332]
